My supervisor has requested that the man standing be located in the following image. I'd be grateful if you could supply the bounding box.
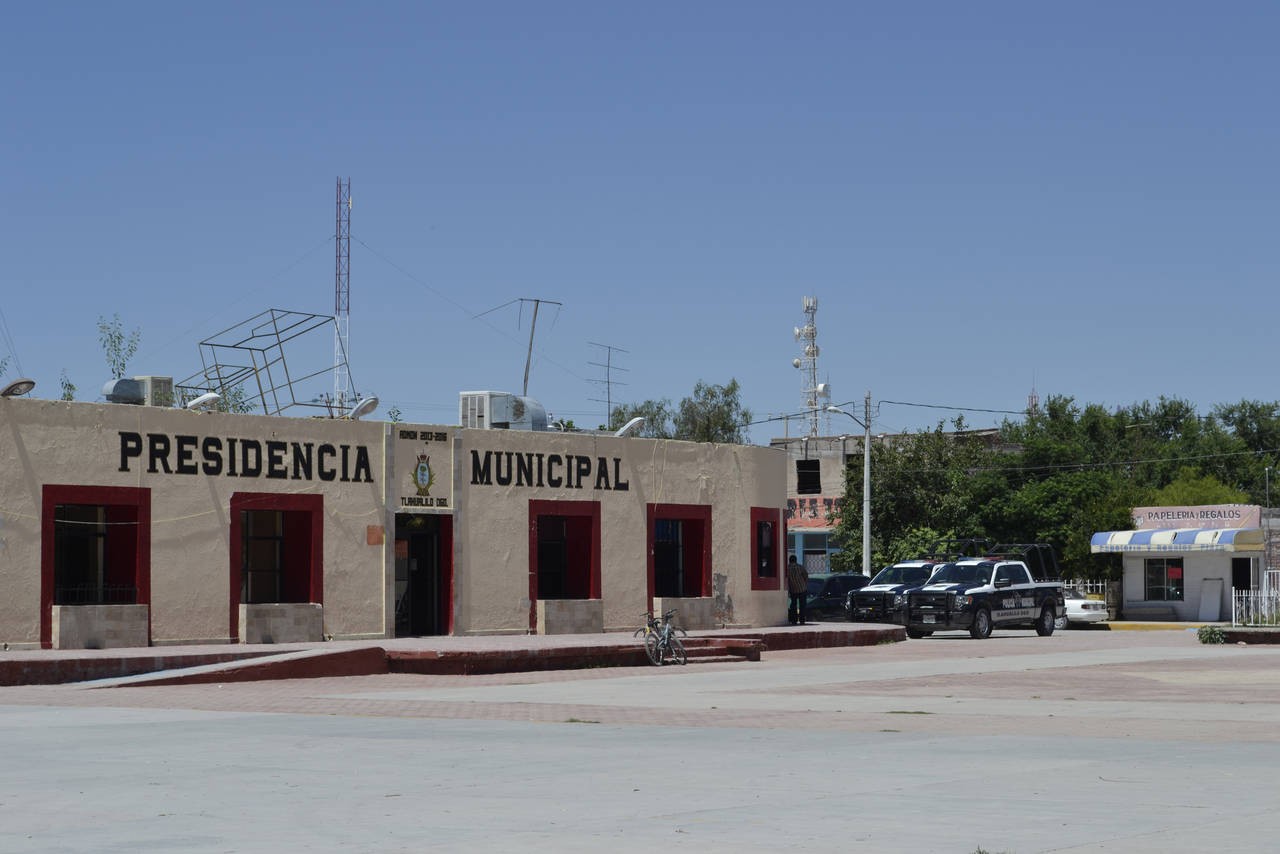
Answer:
[786,555,809,625]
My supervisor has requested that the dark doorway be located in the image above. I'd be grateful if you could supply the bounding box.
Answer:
[394,514,451,636]
[1232,556,1253,591]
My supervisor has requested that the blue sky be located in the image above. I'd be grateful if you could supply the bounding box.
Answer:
[3,2,1276,442]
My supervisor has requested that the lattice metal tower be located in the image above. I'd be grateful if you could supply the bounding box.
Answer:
[793,296,829,437]
[333,177,352,411]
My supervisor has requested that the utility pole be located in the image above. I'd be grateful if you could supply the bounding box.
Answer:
[863,390,872,576]
[826,391,874,576]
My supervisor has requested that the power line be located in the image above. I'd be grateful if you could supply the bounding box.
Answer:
[880,399,1027,415]
[896,446,1280,477]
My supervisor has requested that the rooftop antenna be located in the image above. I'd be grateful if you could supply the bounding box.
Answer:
[474,297,564,395]
[333,177,352,411]
[588,341,629,426]
[520,298,561,396]
[792,296,829,437]
[1027,371,1040,415]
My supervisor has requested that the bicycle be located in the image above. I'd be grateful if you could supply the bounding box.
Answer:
[640,609,688,666]
[634,611,661,644]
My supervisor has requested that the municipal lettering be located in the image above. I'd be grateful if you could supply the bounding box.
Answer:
[469,450,629,491]
[118,431,375,484]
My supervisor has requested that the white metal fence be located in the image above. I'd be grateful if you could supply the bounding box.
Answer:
[1065,579,1111,597]
[1062,579,1120,621]
[1233,590,1280,626]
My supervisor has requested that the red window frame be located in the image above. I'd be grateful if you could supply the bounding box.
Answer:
[750,506,781,591]
[41,485,151,649]
[646,503,712,613]
[229,492,323,641]
[527,499,601,632]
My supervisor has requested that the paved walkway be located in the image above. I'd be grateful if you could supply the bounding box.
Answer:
[3,627,1279,853]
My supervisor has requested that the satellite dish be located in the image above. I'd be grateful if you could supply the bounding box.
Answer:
[186,391,222,410]
[793,326,802,342]
[348,396,379,420]
[1,378,35,397]
[792,358,802,369]
[816,383,830,398]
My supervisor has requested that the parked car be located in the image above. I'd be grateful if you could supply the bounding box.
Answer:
[805,572,872,620]
[1055,585,1109,629]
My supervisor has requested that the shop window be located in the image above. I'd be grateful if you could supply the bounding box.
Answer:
[529,500,600,603]
[229,493,323,637]
[751,507,781,590]
[647,504,711,601]
[41,485,151,649]
[1144,558,1184,601]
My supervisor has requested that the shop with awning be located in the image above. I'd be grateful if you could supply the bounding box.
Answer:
[1091,504,1263,621]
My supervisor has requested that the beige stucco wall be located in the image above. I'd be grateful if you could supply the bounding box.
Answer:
[0,397,387,647]
[453,429,787,634]
[0,398,787,646]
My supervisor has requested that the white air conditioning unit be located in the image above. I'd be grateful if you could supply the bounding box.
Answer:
[133,376,174,407]
[459,391,548,431]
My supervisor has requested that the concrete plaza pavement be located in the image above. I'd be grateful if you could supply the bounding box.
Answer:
[3,626,1280,853]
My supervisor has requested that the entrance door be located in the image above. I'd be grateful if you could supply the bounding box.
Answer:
[394,514,451,636]
[1232,556,1253,591]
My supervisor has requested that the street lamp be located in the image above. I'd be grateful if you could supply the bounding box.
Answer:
[827,392,872,576]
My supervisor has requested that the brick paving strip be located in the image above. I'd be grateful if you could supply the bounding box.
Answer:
[5,629,1280,743]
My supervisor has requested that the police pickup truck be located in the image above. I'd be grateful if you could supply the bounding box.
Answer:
[848,538,994,625]
[902,544,1065,639]
[847,560,943,624]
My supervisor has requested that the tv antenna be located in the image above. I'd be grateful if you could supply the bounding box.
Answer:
[475,297,563,395]
[587,341,629,426]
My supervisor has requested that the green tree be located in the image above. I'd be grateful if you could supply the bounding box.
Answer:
[672,379,751,444]
[608,399,675,439]
[97,314,141,380]
[219,384,257,414]
[1148,467,1249,506]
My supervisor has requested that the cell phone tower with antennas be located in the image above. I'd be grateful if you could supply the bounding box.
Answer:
[792,296,830,437]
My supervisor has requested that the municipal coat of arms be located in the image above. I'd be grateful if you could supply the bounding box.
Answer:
[413,453,435,496]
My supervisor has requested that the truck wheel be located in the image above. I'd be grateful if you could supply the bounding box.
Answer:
[969,607,992,639]
[1036,605,1056,636]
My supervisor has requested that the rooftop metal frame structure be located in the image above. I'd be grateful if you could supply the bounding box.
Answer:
[176,308,358,417]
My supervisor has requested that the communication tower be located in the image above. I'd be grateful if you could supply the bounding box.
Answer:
[792,296,829,437]
[333,177,352,410]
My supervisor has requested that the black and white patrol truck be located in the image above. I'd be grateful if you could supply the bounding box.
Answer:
[902,544,1065,639]
[847,560,943,624]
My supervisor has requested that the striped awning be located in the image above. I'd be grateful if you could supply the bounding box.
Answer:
[1090,527,1264,553]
